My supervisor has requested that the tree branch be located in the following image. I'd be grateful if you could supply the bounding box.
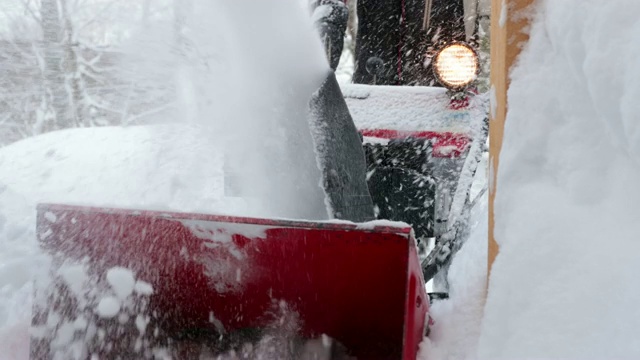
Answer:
[20,0,42,23]
[76,0,123,32]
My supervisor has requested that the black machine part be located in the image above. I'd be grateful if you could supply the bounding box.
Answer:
[312,0,349,70]
[422,116,489,286]
[364,137,436,240]
[308,72,376,222]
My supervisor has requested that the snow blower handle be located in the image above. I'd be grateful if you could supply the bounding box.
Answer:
[421,103,489,284]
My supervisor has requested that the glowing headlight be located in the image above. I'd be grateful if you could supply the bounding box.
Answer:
[432,42,479,90]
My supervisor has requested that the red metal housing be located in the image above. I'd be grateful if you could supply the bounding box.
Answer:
[33,203,428,359]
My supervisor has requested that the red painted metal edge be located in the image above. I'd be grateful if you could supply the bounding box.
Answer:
[360,129,471,158]
[37,203,413,235]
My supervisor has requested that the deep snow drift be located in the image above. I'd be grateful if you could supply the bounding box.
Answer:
[479,0,640,358]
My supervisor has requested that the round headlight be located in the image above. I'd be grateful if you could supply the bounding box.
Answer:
[432,42,479,90]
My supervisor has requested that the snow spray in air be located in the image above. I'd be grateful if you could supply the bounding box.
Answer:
[172,0,331,220]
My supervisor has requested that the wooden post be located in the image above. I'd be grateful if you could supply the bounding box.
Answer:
[488,0,535,275]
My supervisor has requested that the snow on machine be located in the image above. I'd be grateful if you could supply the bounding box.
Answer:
[31,1,488,359]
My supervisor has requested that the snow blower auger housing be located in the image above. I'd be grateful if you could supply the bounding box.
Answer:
[32,204,428,359]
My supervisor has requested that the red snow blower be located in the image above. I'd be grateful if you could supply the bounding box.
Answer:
[31,1,488,358]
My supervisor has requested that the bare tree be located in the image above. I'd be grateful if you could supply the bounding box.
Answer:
[41,0,68,131]
[61,0,88,127]
[173,0,193,52]
[346,0,357,55]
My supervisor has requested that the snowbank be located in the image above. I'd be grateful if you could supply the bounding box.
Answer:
[479,1,640,358]
[0,126,233,213]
